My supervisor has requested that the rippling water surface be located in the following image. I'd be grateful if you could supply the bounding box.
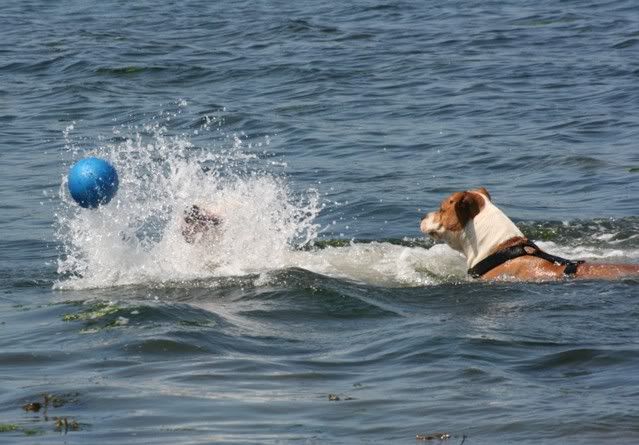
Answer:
[1,0,639,443]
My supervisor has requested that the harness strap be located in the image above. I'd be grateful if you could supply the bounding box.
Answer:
[468,240,584,279]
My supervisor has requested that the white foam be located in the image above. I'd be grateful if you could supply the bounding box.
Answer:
[55,121,322,289]
[288,242,468,287]
[534,241,639,263]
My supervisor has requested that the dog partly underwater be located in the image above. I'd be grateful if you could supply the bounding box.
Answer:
[420,188,639,281]
[181,204,223,244]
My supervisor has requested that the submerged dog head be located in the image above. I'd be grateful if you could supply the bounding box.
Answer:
[420,188,523,267]
[182,204,222,244]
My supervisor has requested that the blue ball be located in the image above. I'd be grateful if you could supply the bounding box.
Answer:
[68,157,119,208]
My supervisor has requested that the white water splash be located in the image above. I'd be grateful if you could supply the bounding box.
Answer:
[535,241,639,263]
[55,119,323,289]
[289,242,468,287]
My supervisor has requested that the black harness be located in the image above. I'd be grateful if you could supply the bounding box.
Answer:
[468,240,585,279]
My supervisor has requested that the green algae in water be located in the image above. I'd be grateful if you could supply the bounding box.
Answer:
[0,424,18,433]
[44,392,80,409]
[54,417,81,432]
[62,301,133,333]
[62,302,121,322]
[22,428,45,436]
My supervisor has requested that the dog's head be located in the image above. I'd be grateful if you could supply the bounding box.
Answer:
[182,204,222,244]
[420,188,491,251]
[420,187,525,267]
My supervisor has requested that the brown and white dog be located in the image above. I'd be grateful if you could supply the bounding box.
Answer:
[420,188,639,281]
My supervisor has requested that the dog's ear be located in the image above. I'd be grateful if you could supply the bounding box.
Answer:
[455,192,483,226]
[477,187,491,201]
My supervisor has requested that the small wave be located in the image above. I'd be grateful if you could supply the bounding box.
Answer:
[278,19,339,36]
[612,38,639,49]
[519,218,639,250]
[95,66,166,76]
[56,219,639,290]
[515,348,634,376]
[534,241,639,263]
[292,242,467,287]
[55,239,470,290]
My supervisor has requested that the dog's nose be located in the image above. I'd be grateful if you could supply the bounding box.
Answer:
[420,213,428,221]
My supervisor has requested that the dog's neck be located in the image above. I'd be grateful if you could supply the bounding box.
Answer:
[460,198,524,268]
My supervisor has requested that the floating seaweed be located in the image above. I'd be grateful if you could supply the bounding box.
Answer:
[54,417,80,433]
[416,432,468,444]
[22,402,42,412]
[15,393,84,436]
[327,393,355,401]
[0,424,18,433]
[416,432,451,440]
